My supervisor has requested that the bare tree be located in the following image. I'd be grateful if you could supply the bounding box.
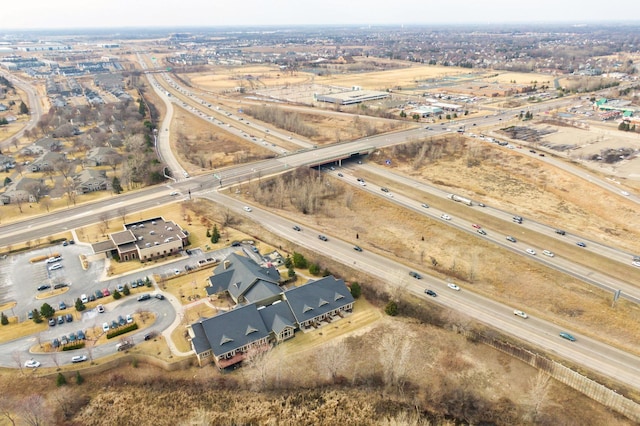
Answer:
[50,351,60,370]
[242,343,273,391]
[12,351,23,375]
[39,196,52,213]
[314,339,350,382]
[118,206,127,223]
[53,157,75,181]
[527,371,551,422]
[18,394,50,426]
[378,330,414,394]
[99,212,110,236]
[0,397,17,426]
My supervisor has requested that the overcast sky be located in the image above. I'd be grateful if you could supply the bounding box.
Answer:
[2,0,640,30]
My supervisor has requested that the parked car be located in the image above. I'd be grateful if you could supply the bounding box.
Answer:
[68,333,77,343]
[37,284,51,291]
[48,263,63,271]
[447,283,461,291]
[95,290,104,299]
[48,318,56,327]
[425,289,437,297]
[116,284,124,292]
[57,315,64,324]
[513,310,528,319]
[102,322,110,332]
[58,301,66,310]
[102,288,110,297]
[80,294,88,303]
[46,256,62,264]
[559,332,576,342]
[118,316,126,326]
[54,283,68,289]
[71,355,87,363]
[77,330,86,340]
[126,314,133,324]
[52,338,60,348]
[60,335,68,345]
[65,313,73,323]
[96,304,105,313]
[155,293,165,300]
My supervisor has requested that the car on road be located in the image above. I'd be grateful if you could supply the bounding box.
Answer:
[173,268,180,275]
[621,191,630,196]
[144,332,156,341]
[359,181,366,186]
[559,332,576,342]
[37,284,51,291]
[292,225,301,231]
[477,229,487,235]
[506,236,517,243]
[421,203,429,208]
[318,235,328,241]
[542,250,555,257]
[353,245,363,252]
[526,248,536,255]
[512,216,523,224]
[380,187,389,192]
[478,203,486,207]
[447,283,461,291]
[555,229,566,235]
[25,360,40,368]
[137,293,151,302]
[471,224,481,229]
[48,263,63,271]
[633,261,640,268]
[155,293,165,300]
[337,173,343,177]
[243,206,252,212]
[409,271,422,279]
[96,304,105,313]
[514,310,528,319]
[576,242,587,247]
[102,322,110,332]
[71,355,87,363]
[440,214,451,221]
[424,289,437,297]
[169,191,179,196]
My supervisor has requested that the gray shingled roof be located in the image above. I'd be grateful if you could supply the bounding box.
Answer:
[258,301,296,335]
[242,280,282,304]
[209,253,281,301]
[285,276,354,324]
[198,304,270,357]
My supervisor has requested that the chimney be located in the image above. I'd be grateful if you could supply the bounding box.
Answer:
[224,260,230,270]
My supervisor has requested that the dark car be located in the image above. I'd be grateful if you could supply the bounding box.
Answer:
[77,330,86,340]
[555,229,566,235]
[65,313,73,323]
[231,241,241,247]
[137,293,151,302]
[144,332,156,341]
[52,338,60,348]
[68,333,77,343]
[118,316,126,326]
[95,290,104,299]
[155,293,165,300]
[576,242,587,248]
[506,236,517,243]
[337,173,343,177]
[37,284,51,291]
[89,294,96,302]
[59,301,66,310]
[380,187,389,193]
[559,332,576,342]
[425,289,437,297]
[111,320,118,329]
[353,245,363,252]
[292,225,301,231]
[68,240,75,245]
[409,271,422,279]
[53,283,68,289]
[318,235,328,241]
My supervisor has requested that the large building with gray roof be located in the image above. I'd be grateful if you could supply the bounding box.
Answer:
[190,254,354,369]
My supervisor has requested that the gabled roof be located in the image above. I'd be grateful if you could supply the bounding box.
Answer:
[258,301,296,335]
[198,304,270,357]
[285,276,354,324]
[208,253,281,302]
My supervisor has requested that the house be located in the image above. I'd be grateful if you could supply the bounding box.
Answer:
[91,216,188,262]
[21,137,62,156]
[190,254,354,369]
[72,169,110,193]
[206,253,282,305]
[84,147,120,167]
[0,153,15,171]
[29,152,65,172]
[0,177,44,204]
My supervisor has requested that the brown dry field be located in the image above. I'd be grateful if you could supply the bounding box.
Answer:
[0,313,630,425]
[229,135,640,361]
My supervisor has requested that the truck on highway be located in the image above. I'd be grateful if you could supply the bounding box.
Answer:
[447,193,473,206]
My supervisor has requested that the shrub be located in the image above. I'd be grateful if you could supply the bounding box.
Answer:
[350,282,362,299]
[75,370,84,385]
[56,373,67,387]
[123,284,130,296]
[106,323,139,339]
[62,342,86,351]
[308,263,320,276]
[75,298,86,312]
[112,290,122,300]
[1,312,8,326]
[385,300,398,316]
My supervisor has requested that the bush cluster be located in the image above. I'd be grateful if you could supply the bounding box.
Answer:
[106,323,139,339]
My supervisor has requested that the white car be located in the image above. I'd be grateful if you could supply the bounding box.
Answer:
[97,304,105,313]
[526,248,536,255]
[169,191,179,196]
[440,214,451,221]
[71,355,87,363]
[243,206,252,212]
[48,263,63,271]
[542,250,555,257]
[447,283,460,291]
[632,261,640,268]
[126,314,133,324]
[102,322,110,332]
[514,310,529,319]
[25,359,40,368]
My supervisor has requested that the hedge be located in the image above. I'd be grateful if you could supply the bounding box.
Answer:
[106,322,138,339]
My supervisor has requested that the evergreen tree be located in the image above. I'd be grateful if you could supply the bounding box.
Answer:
[112,290,122,300]
[0,312,8,325]
[40,303,55,318]
[211,224,220,244]
[76,370,84,385]
[350,282,362,299]
[112,177,123,194]
[56,373,67,387]
[19,101,29,115]
[32,309,43,323]
[385,300,398,316]
[75,298,86,312]
[123,284,130,296]
[287,267,296,279]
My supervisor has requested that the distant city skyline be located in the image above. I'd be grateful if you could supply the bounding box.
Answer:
[2,1,640,31]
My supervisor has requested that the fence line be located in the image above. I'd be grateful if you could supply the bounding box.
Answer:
[455,327,640,422]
